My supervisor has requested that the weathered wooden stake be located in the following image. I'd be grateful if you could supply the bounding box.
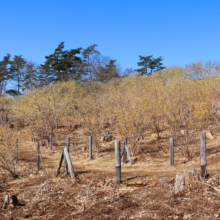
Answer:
[32,129,34,142]
[115,140,121,184]
[50,135,52,150]
[41,132,44,147]
[200,131,207,178]
[123,137,127,164]
[125,145,133,165]
[64,146,76,182]
[64,137,70,175]
[36,142,40,171]
[56,147,64,176]
[170,137,174,166]
[89,136,92,160]
[14,139,18,165]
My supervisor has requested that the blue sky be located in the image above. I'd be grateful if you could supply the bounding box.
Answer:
[1,0,220,72]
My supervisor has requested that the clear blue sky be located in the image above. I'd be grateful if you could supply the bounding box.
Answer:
[1,0,220,71]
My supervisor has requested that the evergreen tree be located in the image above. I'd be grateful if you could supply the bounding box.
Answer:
[41,42,66,81]
[97,59,120,82]
[0,54,11,94]
[22,61,38,91]
[135,55,164,75]
[64,48,83,80]
[135,55,153,76]
[9,55,27,95]
[82,44,100,80]
[41,42,83,82]
[149,56,164,74]
[22,62,51,91]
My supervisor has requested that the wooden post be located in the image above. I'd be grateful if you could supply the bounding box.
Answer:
[50,135,52,150]
[125,145,133,165]
[32,129,34,142]
[36,142,40,171]
[170,138,174,166]
[14,139,18,165]
[41,132,44,147]
[56,147,64,176]
[89,136,92,160]
[64,146,76,182]
[115,140,121,184]
[64,137,70,175]
[200,131,207,178]
[123,137,127,164]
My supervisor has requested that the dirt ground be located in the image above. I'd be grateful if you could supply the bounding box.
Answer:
[1,126,220,219]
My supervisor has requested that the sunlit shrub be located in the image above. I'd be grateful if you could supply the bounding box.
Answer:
[8,61,220,159]
[0,125,18,178]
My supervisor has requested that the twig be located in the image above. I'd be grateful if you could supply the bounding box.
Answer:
[28,181,47,205]
[0,164,19,178]
[194,181,220,193]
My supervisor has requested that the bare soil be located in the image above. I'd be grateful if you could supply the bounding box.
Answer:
[1,126,220,219]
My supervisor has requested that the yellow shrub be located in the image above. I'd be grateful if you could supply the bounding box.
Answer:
[0,125,17,177]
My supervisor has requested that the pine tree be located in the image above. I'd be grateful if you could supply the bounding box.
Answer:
[9,55,27,95]
[0,54,11,94]
[149,56,164,74]
[82,44,100,80]
[97,59,119,82]
[135,55,164,76]
[41,42,83,82]
[64,48,82,80]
